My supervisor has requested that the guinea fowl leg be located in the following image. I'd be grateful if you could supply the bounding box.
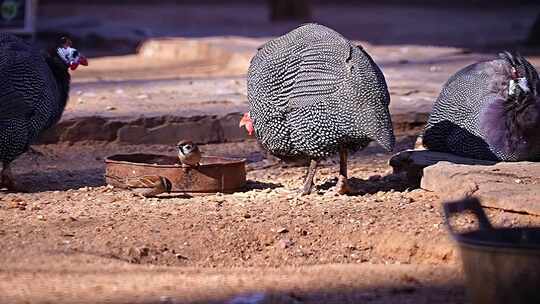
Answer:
[335,149,352,195]
[300,159,318,195]
[1,162,16,190]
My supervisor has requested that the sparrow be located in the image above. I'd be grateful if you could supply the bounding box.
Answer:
[177,140,201,167]
[124,175,173,198]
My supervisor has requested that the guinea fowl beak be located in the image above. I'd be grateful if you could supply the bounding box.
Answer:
[69,56,88,71]
[79,56,88,66]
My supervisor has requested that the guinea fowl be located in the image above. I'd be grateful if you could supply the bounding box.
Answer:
[240,23,395,195]
[0,34,88,190]
[423,52,540,161]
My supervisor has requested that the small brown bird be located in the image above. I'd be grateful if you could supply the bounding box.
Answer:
[177,140,201,167]
[124,175,172,198]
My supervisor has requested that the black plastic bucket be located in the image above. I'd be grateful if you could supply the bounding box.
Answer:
[444,198,540,304]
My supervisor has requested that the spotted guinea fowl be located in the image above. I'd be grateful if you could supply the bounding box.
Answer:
[0,34,88,190]
[423,51,540,161]
[240,23,395,195]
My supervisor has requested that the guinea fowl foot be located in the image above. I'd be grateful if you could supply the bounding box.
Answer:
[325,175,357,196]
[335,175,352,195]
[298,159,319,196]
[298,182,313,196]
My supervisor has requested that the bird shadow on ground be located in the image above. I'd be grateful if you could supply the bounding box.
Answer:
[317,174,412,196]
[11,168,106,193]
[242,179,284,191]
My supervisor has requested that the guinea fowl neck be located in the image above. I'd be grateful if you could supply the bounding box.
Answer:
[45,52,71,126]
[481,95,540,160]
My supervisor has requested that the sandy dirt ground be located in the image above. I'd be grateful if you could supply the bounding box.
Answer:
[2,139,540,303]
[2,2,540,304]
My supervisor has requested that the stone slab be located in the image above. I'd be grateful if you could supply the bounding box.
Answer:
[390,150,540,215]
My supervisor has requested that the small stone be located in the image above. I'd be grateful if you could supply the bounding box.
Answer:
[243,213,252,219]
[175,253,188,260]
[278,239,294,249]
[346,244,357,251]
[515,179,523,184]
[36,215,45,221]
[159,296,175,303]
[136,94,149,99]
[105,106,117,111]
[129,246,150,257]
[277,227,289,234]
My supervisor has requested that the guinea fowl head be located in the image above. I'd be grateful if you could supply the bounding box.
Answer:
[239,112,254,136]
[505,94,540,159]
[53,37,88,70]
[482,52,540,160]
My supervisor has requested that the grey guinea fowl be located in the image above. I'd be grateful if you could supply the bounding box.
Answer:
[0,34,88,190]
[241,23,395,195]
[423,51,540,161]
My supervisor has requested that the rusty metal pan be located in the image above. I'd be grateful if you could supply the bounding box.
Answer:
[105,153,246,193]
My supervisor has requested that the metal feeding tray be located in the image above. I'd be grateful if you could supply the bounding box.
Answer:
[444,198,540,304]
[105,153,246,194]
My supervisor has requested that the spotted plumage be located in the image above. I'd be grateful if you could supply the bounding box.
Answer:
[245,23,395,194]
[424,51,540,161]
[0,33,87,190]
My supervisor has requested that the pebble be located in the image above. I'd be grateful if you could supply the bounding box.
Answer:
[277,227,289,234]
[175,253,188,260]
[105,106,117,111]
[159,296,175,304]
[278,239,294,249]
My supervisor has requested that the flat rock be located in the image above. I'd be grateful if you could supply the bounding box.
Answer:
[390,150,540,215]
